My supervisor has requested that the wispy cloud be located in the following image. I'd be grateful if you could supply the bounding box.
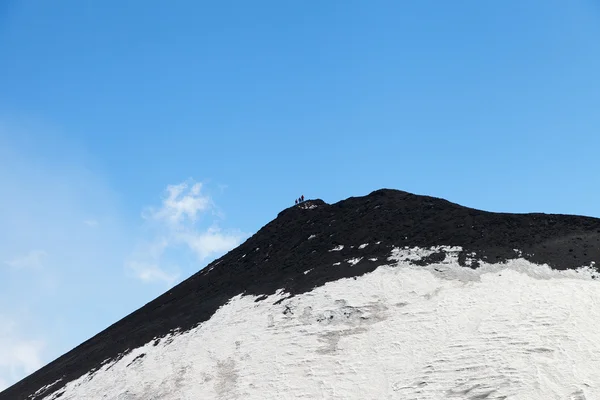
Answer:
[181,228,243,261]
[0,316,45,391]
[0,124,132,388]
[125,238,178,285]
[83,219,99,227]
[126,261,179,286]
[5,250,47,270]
[127,180,244,286]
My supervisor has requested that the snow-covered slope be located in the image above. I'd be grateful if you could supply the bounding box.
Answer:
[4,189,600,399]
[39,249,600,399]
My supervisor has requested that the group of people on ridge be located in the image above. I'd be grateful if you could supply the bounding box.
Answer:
[295,195,305,205]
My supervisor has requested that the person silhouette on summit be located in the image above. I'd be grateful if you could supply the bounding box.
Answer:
[295,199,298,205]
[301,195,304,202]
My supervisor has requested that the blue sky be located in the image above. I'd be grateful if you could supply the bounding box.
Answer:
[1,0,600,389]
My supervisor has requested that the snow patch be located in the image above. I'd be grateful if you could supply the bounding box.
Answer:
[346,258,362,266]
[359,243,368,249]
[30,379,63,399]
[388,245,462,264]
[464,251,477,267]
[329,245,344,252]
[308,235,317,240]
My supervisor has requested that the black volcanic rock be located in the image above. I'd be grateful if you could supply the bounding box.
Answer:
[4,189,600,399]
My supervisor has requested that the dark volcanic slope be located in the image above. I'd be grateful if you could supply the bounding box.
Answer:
[5,189,600,399]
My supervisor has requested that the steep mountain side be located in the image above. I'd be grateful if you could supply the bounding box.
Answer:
[3,189,600,400]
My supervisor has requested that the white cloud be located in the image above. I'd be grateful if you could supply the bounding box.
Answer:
[0,316,45,390]
[127,181,244,286]
[144,182,211,227]
[5,250,47,269]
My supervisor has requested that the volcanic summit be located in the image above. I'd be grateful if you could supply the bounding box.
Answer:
[4,189,600,399]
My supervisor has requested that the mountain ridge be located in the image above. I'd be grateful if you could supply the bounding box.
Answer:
[4,188,600,399]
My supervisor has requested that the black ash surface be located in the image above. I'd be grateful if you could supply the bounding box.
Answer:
[4,189,600,399]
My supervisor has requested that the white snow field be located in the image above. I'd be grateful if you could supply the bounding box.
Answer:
[41,247,600,400]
